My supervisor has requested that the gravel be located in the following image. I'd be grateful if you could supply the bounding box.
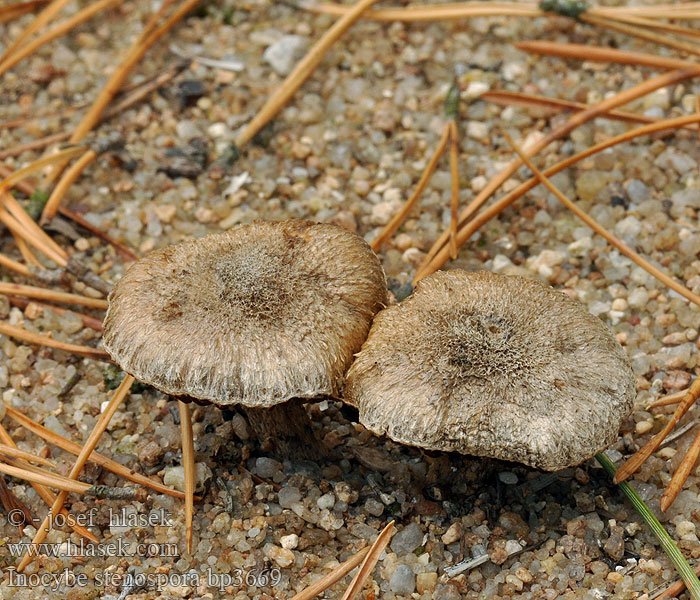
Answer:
[0,1,699,599]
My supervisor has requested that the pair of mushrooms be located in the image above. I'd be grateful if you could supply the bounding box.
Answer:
[103,219,635,471]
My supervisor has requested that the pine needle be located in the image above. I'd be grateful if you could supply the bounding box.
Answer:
[502,131,700,308]
[0,252,32,277]
[0,321,110,361]
[290,547,371,600]
[178,400,195,553]
[661,428,700,511]
[40,149,96,224]
[649,388,690,408]
[514,40,700,74]
[0,0,71,64]
[0,443,55,467]
[16,374,134,572]
[0,422,98,542]
[0,0,121,77]
[597,452,700,600]
[416,69,698,280]
[480,90,698,128]
[4,403,191,500]
[235,0,383,148]
[371,124,450,252]
[7,296,104,331]
[0,282,108,310]
[341,521,394,600]
[616,378,700,484]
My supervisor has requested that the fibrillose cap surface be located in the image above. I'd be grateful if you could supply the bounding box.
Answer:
[103,219,387,408]
[344,270,635,471]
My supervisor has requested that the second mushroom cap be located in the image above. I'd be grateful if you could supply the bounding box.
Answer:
[344,270,635,471]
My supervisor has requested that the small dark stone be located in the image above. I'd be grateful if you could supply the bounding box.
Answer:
[158,138,209,179]
[176,79,206,108]
[610,195,627,208]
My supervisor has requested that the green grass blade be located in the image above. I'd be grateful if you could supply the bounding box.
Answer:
[596,451,700,600]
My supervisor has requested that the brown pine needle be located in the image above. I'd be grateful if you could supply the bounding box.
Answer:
[178,400,195,553]
[0,474,33,533]
[4,404,189,499]
[0,282,108,310]
[650,389,691,408]
[0,164,34,196]
[72,0,203,145]
[16,374,133,573]
[305,2,543,21]
[514,41,700,75]
[2,193,68,264]
[0,1,50,25]
[291,547,371,600]
[480,90,697,128]
[40,149,97,225]
[0,444,55,468]
[8,297,104,331]
[1,455,144,500]
[13,234,42,268]
[503,131,700,307]
[0,0,121,77]
[0,455,94,495]
[607,13,700,42]
[305,2,700,23]
[0,422,98,542]
[235,0,382,148]
[416,69,697,281]
[0,0,70,64]
[448,120,459,260]
[0,321,110,361]
[615,377,700,484]
[0,146,84,195]
[0,252,32,277]
[0,132,71,160]
[43,0,203,185]
[0,204,66,266]
[661,428,700,512]
[416,112,700,282]
[137,0,177,44]
[656,563,700,600]
[341,521,395,600]
[372,123,451,252]
[580,13,700,57]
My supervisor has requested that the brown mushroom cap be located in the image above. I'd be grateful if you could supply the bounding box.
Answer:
[103,219,387,408]
[344,270,635,471]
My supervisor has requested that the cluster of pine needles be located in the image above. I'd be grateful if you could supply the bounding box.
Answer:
[1,0,700,597]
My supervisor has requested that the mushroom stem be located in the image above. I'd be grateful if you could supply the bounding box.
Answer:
[244,400,326,462]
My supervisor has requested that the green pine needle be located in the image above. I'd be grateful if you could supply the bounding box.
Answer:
[596,451,700,600]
